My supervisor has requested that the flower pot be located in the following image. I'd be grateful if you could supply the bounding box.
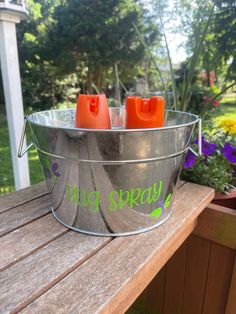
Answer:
[212,188,236,209]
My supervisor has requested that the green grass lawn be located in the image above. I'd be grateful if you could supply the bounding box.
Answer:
[216,93,236,121]
[0,113,43,195]
[213,93,236,138]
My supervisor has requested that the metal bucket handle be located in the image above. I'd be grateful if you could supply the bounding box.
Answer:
[18,117,34,158]
[189,117,202,156]
[18,116,202,158]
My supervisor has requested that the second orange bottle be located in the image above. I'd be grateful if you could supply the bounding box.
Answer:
[125,96,165,129]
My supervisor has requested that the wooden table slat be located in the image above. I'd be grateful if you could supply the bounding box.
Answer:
[0,182,48,214]
[0,232,111,313]
[20,182,214,314]
[0,194,52,237]
[0,214,67,272]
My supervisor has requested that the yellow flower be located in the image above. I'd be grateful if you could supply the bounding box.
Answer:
[218,118,236,134]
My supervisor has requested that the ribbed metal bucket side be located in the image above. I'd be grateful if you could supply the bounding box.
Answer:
[27,109,198,236]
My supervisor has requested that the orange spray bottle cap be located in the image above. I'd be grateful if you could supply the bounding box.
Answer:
[75,94,111,129]
[125,96,165,129]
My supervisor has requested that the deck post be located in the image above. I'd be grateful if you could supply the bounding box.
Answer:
[0,10,30,190]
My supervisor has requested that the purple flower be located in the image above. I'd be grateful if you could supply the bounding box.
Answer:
[157,200,165,212]
[221,143,236,163]
[52,162,60,177]
[183,150,196,169]
[42,162,60,179]
[194,136,217,156]
[43,166,51,179]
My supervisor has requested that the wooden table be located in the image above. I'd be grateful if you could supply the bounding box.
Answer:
[0,181,214,314]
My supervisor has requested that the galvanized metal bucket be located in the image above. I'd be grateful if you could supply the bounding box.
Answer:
[18,109,201,236]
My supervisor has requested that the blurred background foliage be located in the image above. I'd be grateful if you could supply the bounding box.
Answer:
[0,0,235,112]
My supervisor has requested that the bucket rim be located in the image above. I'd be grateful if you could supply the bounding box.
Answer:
[26,108,199,132]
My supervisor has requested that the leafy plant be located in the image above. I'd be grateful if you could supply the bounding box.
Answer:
[182,130,236,193]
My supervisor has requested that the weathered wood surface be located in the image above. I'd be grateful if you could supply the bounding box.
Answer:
[0,181,214,314]
[0,232,110,313]
[0,193,52,237]
[129,203,236,314]
[0,214,67,272]
[0,181,47,214]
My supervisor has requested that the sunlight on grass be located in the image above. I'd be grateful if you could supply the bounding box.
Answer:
[214,94,236,127]
[220,93,236,103]
[29,155,40,161]
[0,147,9,153]
[0,186,14,194]
[0,114,44,195]
[211,95,236,142]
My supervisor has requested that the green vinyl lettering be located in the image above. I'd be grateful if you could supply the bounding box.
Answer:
[88,191,100,212]
[109,191,119,211]
[149,207,162,218]
[129,188,142,208]
[152,180,163,202]
[67,185,79,205]
[164,193,172,209]
[140,187,152,205]
[119,190,130,209]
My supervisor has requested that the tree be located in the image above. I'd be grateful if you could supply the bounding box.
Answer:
[179,0,236,83]
[47,0,158,93]
[16,0,72,109]
[13,0,159,108]
[212,0,236,80]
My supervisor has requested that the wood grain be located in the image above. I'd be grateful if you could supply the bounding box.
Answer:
[127,183,186,314]
[126,290,148,314]
[202,242,235,314]
[226,253,236,314]
[127,266,166,314]
[0,182,47,214]
[145,266,166,314]
[0,214,67,271]
[182,235,211,314]
[0,194,52,237]
[193,203,236,249]
[163,241,188,314]
[22,222,196,314]
[0,232,111,313]
[127,203,235,314]
[21,182,214,314]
